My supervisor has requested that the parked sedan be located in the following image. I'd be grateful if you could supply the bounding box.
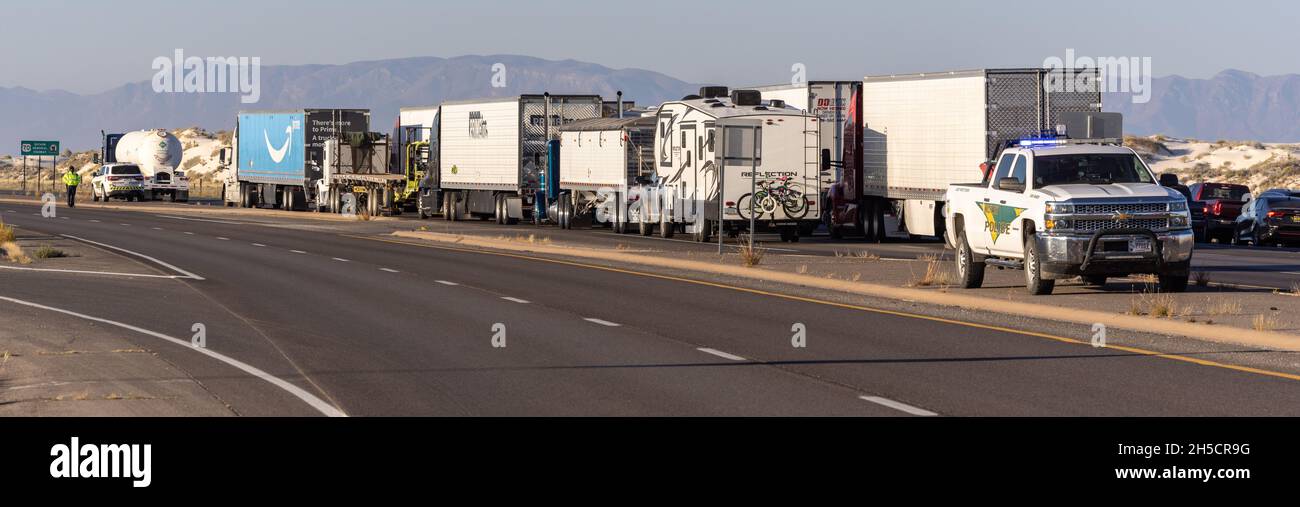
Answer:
[1233,193,1300,246]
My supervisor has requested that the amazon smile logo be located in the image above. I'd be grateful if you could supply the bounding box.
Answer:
[264,124,293,163]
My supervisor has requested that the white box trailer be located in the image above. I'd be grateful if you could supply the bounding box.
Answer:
[552,116,656,232]
[858,68,1101,239]
[437,94,603,224]
[630,87,821,243]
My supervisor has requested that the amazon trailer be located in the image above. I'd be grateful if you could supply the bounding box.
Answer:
[437,94,603,224]
[551,116,656,231]
[859,68,1101,240]
[220,109,370,210]
[753,81,862,236]
[397,105,441,218]
[631,87,821,243]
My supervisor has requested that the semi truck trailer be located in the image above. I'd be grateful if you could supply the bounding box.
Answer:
[99,129,189,202]
[220,109,370,210]
[855,68,1102,241]
[438,94,603,224]
[552,115,656,232]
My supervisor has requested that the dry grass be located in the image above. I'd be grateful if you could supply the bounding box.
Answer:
[355,206,373,221]
[835,249,881,261]
[32,245,67,259]
[1205,297,1243,316]
[2,242,31,264]
[0,220,13,243]
[1253,314,1282,331]
[1128,291,1178,318]
[909,254,954,288]
[796,264,809,274]
[736,234,764,267]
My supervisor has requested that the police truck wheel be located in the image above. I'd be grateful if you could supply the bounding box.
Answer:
[1024,236,1055,296]
[955,231,985,289]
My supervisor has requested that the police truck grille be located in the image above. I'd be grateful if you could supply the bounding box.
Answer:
[1074,202,1167,214]
[1074,218,1169,232]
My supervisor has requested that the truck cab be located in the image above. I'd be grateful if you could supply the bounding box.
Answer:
[945,140,1195,295]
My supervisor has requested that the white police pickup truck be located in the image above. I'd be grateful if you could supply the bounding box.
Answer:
[944,140,1194,295]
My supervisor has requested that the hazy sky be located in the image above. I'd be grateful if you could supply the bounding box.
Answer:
[3,0,1297,93]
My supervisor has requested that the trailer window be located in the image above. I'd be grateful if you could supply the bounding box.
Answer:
[1032,153,1154,188]
[722,127,761,164]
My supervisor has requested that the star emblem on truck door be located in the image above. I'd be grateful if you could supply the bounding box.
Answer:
[977,202,1027,243]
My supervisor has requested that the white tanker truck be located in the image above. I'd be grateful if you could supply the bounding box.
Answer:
[100,129,189,201]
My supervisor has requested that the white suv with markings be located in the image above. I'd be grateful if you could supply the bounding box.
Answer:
[91,164,147,202]
[944,141,1194,295]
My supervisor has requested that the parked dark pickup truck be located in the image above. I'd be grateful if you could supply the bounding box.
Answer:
[1189,182,1250,243]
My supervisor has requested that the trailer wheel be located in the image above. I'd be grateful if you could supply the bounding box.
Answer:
[779,227,798,243]
[494,195,504,225]
[659,208,675,239]
[639,212,653,236]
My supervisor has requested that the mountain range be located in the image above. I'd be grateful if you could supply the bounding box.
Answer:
[0,55,700,154]
[4,56,1300,154]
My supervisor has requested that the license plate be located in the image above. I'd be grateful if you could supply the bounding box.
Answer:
[1129,238,1153,253]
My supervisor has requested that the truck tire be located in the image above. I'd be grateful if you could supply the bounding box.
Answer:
[862,199,879,242]
[693,219,711,243]
[494,195,505,225]
[639,211,653,236]
[1023,235,1055,295]
[779,227,798,243]
[955,231,985,289]
[659,208,674,238]
[1158,272,1189,293]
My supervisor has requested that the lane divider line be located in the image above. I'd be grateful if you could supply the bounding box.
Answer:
[0,266,191,279]
[435,280,459,286]
[252,243,266,247]
[697,347,746,361]
[216,237,229,241]
[584,318,621,327]
[500,296,530,304]
[859,395,939,416]
[0,295,345,417]
[332,257,350,262]
[60,234,204,280]
[379,268,400,273]
[290,250,307,254]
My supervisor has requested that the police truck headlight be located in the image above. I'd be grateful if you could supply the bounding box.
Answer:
[1169,200,1188,212]
[1170,215,1190,228]
[1045,202,1074,214]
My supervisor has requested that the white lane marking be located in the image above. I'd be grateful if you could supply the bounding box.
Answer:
[697,347,746,361]
[435,280,459,286]
[60,234,204,280]
[379,268,400,273]
[5,210,13,213]
[859,396,939,416]
[332,257,350,262]
[500,296,530,304]
[583,318,621,327]
[183,232,194,235]
[216,237,230,241]
[119,223,130,226]
[1283,272,1300,276]
[290,250,307,254]
[151,227,163,230]
[89,220,101,223]
[0,295,345,417]
[0,266,190,279]
[60,217,69,220]
[252,243,266,247]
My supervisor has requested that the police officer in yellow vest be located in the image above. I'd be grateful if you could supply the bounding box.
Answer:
[62,167,81,208]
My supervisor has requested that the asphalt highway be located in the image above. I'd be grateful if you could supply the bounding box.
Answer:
[3,200,1300,416]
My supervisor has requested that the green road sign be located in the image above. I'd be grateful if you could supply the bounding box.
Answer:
[20,140,60,156]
